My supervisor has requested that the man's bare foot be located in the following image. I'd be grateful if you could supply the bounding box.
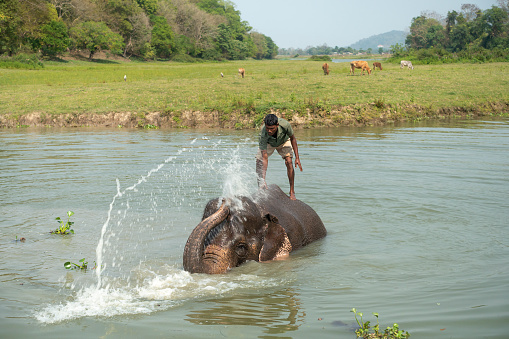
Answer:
[289,192,297,200]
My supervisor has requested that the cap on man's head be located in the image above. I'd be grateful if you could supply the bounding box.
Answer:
[264,114,278,126]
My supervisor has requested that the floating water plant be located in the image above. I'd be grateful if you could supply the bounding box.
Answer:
[64,258,88,270]
[351,308,410,338]
[51,211,74,235]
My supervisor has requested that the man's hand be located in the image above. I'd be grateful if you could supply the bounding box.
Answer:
[295,157,303,171]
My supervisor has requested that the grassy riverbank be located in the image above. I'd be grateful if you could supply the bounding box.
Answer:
[1,59,508,129]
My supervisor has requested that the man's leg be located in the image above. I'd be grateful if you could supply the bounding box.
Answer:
[284,156,296,200]
[256,148,271,188]
[256,158,264,187]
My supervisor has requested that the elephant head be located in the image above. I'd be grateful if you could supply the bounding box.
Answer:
[183,196,292,274]
[182,185,326,274]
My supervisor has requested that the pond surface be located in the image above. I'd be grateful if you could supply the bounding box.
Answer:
[1,119,508,338]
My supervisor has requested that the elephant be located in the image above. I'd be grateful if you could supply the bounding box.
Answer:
[183,184,327,274]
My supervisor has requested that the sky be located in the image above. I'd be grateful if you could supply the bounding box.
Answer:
[231,0,500,49]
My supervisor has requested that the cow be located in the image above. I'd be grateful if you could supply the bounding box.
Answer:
[238,68,245,78]
[322,62,330,75]
[400,60,414,70]
[373,62,382,71]
[350,60,371,75]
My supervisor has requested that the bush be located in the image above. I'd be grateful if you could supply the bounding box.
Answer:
[308,55,332,62]
[0,53,44,69]
[387,46,509,64]
[415,47,452,64]
[170,54,202,63]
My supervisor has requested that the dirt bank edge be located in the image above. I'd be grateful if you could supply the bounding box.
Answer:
[2,101,508,129]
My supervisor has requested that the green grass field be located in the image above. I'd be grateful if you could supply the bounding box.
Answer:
[1,59,508,128]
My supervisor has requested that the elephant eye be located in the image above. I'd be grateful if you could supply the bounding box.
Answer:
[235,242,248,257]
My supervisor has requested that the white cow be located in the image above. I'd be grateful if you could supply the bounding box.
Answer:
[400,60,414,70]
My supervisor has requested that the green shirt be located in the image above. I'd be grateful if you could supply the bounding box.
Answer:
[258,118,294,150]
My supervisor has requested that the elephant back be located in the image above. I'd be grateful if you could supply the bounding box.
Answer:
[254,185,326,249]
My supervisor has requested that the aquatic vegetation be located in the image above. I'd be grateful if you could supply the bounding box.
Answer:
[351,308,410,338]
[51,211,75,235]
[64,258,88,271]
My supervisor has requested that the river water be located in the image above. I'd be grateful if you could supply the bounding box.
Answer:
[1,119,508,338]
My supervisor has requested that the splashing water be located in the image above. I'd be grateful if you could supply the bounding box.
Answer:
[35,137,278,324]
[95,153,177,289]
[221,146,257,209]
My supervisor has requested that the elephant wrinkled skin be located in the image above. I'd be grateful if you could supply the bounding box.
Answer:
[183,184,327,274]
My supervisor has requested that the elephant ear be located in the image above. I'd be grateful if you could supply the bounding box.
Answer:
[259,214,292,262]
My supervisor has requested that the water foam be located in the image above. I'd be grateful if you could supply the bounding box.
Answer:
[35,267,282,324]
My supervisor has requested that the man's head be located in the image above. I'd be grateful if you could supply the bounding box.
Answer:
[264,114,279,136]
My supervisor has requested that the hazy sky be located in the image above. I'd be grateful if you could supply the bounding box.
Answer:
[231,0,499,49]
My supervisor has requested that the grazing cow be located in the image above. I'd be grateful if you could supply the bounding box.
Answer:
[373,62,382,71]
[350,60,371,75]
[238,68,245,78]
[322,62,330,75]
[400,60,414,70]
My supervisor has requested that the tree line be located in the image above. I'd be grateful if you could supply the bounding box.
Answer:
[0,0,278,61]
[281,2,509,63]
[394,2,509,63]
[278,45,382,57]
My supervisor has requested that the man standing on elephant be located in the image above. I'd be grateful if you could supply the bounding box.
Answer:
[256,114,302,200]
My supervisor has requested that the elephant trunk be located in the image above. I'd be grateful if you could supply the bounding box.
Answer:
[183,200,229,273]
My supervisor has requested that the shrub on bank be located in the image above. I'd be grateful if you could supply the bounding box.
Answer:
[387,46,509,65]
[307,55,332,62]
[170,54,203,63]
[0,53,44,69]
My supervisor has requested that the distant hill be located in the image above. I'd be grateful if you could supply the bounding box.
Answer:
[349,30,407,51]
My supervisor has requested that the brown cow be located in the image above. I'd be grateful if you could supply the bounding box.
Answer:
[373,62,382,71]
[238,68,245,78]
[322,62,330,75]
[350,60,371,75]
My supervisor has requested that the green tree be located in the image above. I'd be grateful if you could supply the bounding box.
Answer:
[0,0,57,54]
[446,10,458,36]
[449,23,473,51]
[250,31,267,59]
[406,15,445,49]
[70,21,124,59]
[40,20,70,57]
[198,0,254,59]
[136,0,157,15]
[216,22,232,58]
[102,0,146,57]
[0,0,22,55]
[150,16,175,58]
[426,24,446,48]
[482,6,508,48]
[264,35,278,59]
[390,43,407,57]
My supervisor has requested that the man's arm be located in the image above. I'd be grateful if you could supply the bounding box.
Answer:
[290,134,302,171]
